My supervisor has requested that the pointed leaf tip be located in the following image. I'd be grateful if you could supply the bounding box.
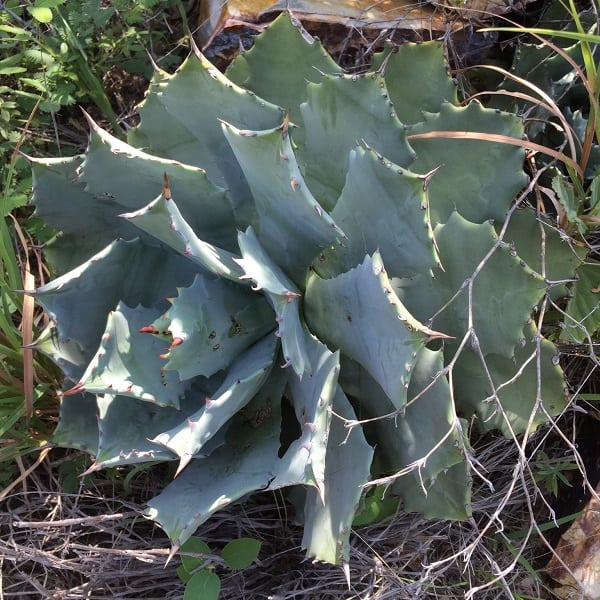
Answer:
[162,172,171,200]
[175,453,193,478]
[62,382,86,396]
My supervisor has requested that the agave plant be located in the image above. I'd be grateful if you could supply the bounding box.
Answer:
[29,13,578,566]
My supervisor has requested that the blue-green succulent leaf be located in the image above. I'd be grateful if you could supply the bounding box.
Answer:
[372,41,458,123]
[121,194,244,282]
[237,227,309,376]
[305,252,446,409]
[52,392,99,453]
[222,119,344,284]
[340,350,470,521]
[226,11,341,137]
[129,46,285,225]
[454,324,568,435]
[393,461,472,521]
[315,145,439,279]
[80,121,236,250]
[163,274,275,380]
[34,239,197,367]
[301,387,373,564]
[145,370,286,549]
[270,332,338,496]
[32,323,87,382]
[560,260,600,343]
[300,72,416,211]
[30,155,116,273]
[151,335,278,473]
[409,102,528,225]
[393,212,546,358]
[68,304,187,408]
[500,208,584,301]
[92,392,227,471]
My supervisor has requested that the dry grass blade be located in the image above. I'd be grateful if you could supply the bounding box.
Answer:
[479,14,600,178]
[1,430,569,599]
[0,446,51,502]
[9,215,36,425]
[407,129,583,179]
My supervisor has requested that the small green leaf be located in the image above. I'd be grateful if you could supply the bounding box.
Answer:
[183,570,221,600]
[553,174,585,232]
[180,536,212,573]
[352,486,399,526]
[28,6,53,22]
[177,565,191,583]
[588,174,600,217]
[221,537,262,570]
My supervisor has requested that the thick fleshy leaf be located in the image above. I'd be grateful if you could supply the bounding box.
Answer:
[128,47,285,224]
[409,102,528,225]
[315,146,439,279]
[560,260,600,343]
[300,72,416,211]
[453,324,567,436]
[145,370,286,549]
[163,274,275,380]
[30,155,121,273]
[52,392,99,453]
[92,391,227,470]
[34,239,198,366]
[80,122,237,250]
[394,461,472,521]
[340,350,470,521]
[305,252,445,409]
[372,41,458,123]
[69,304,187,408]
[121,194,244,282]
[32,323,88,382]
[269,332,338,496]
[222,119,344,284]
[301,387,373,564]
[393,212,546,358]
[226,11,341,136]
[500,208,584,301]
[236,227,309,376]
[151,335,278,472]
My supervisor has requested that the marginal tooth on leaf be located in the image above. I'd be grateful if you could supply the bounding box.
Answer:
[81,461,102,476]
[170,337,184,348]
[343,562,351,589]
[283,290,302,301]
[290,177,300,191]
[420,164,443,191]
[139,325,158,334]
[174,454,192,478]
[62,382,86,396]
[165,543,180,567]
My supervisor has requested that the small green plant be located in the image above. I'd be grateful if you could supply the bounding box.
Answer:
[177,536,261,600]
[1,0,185,215]
[533,450,579,498]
